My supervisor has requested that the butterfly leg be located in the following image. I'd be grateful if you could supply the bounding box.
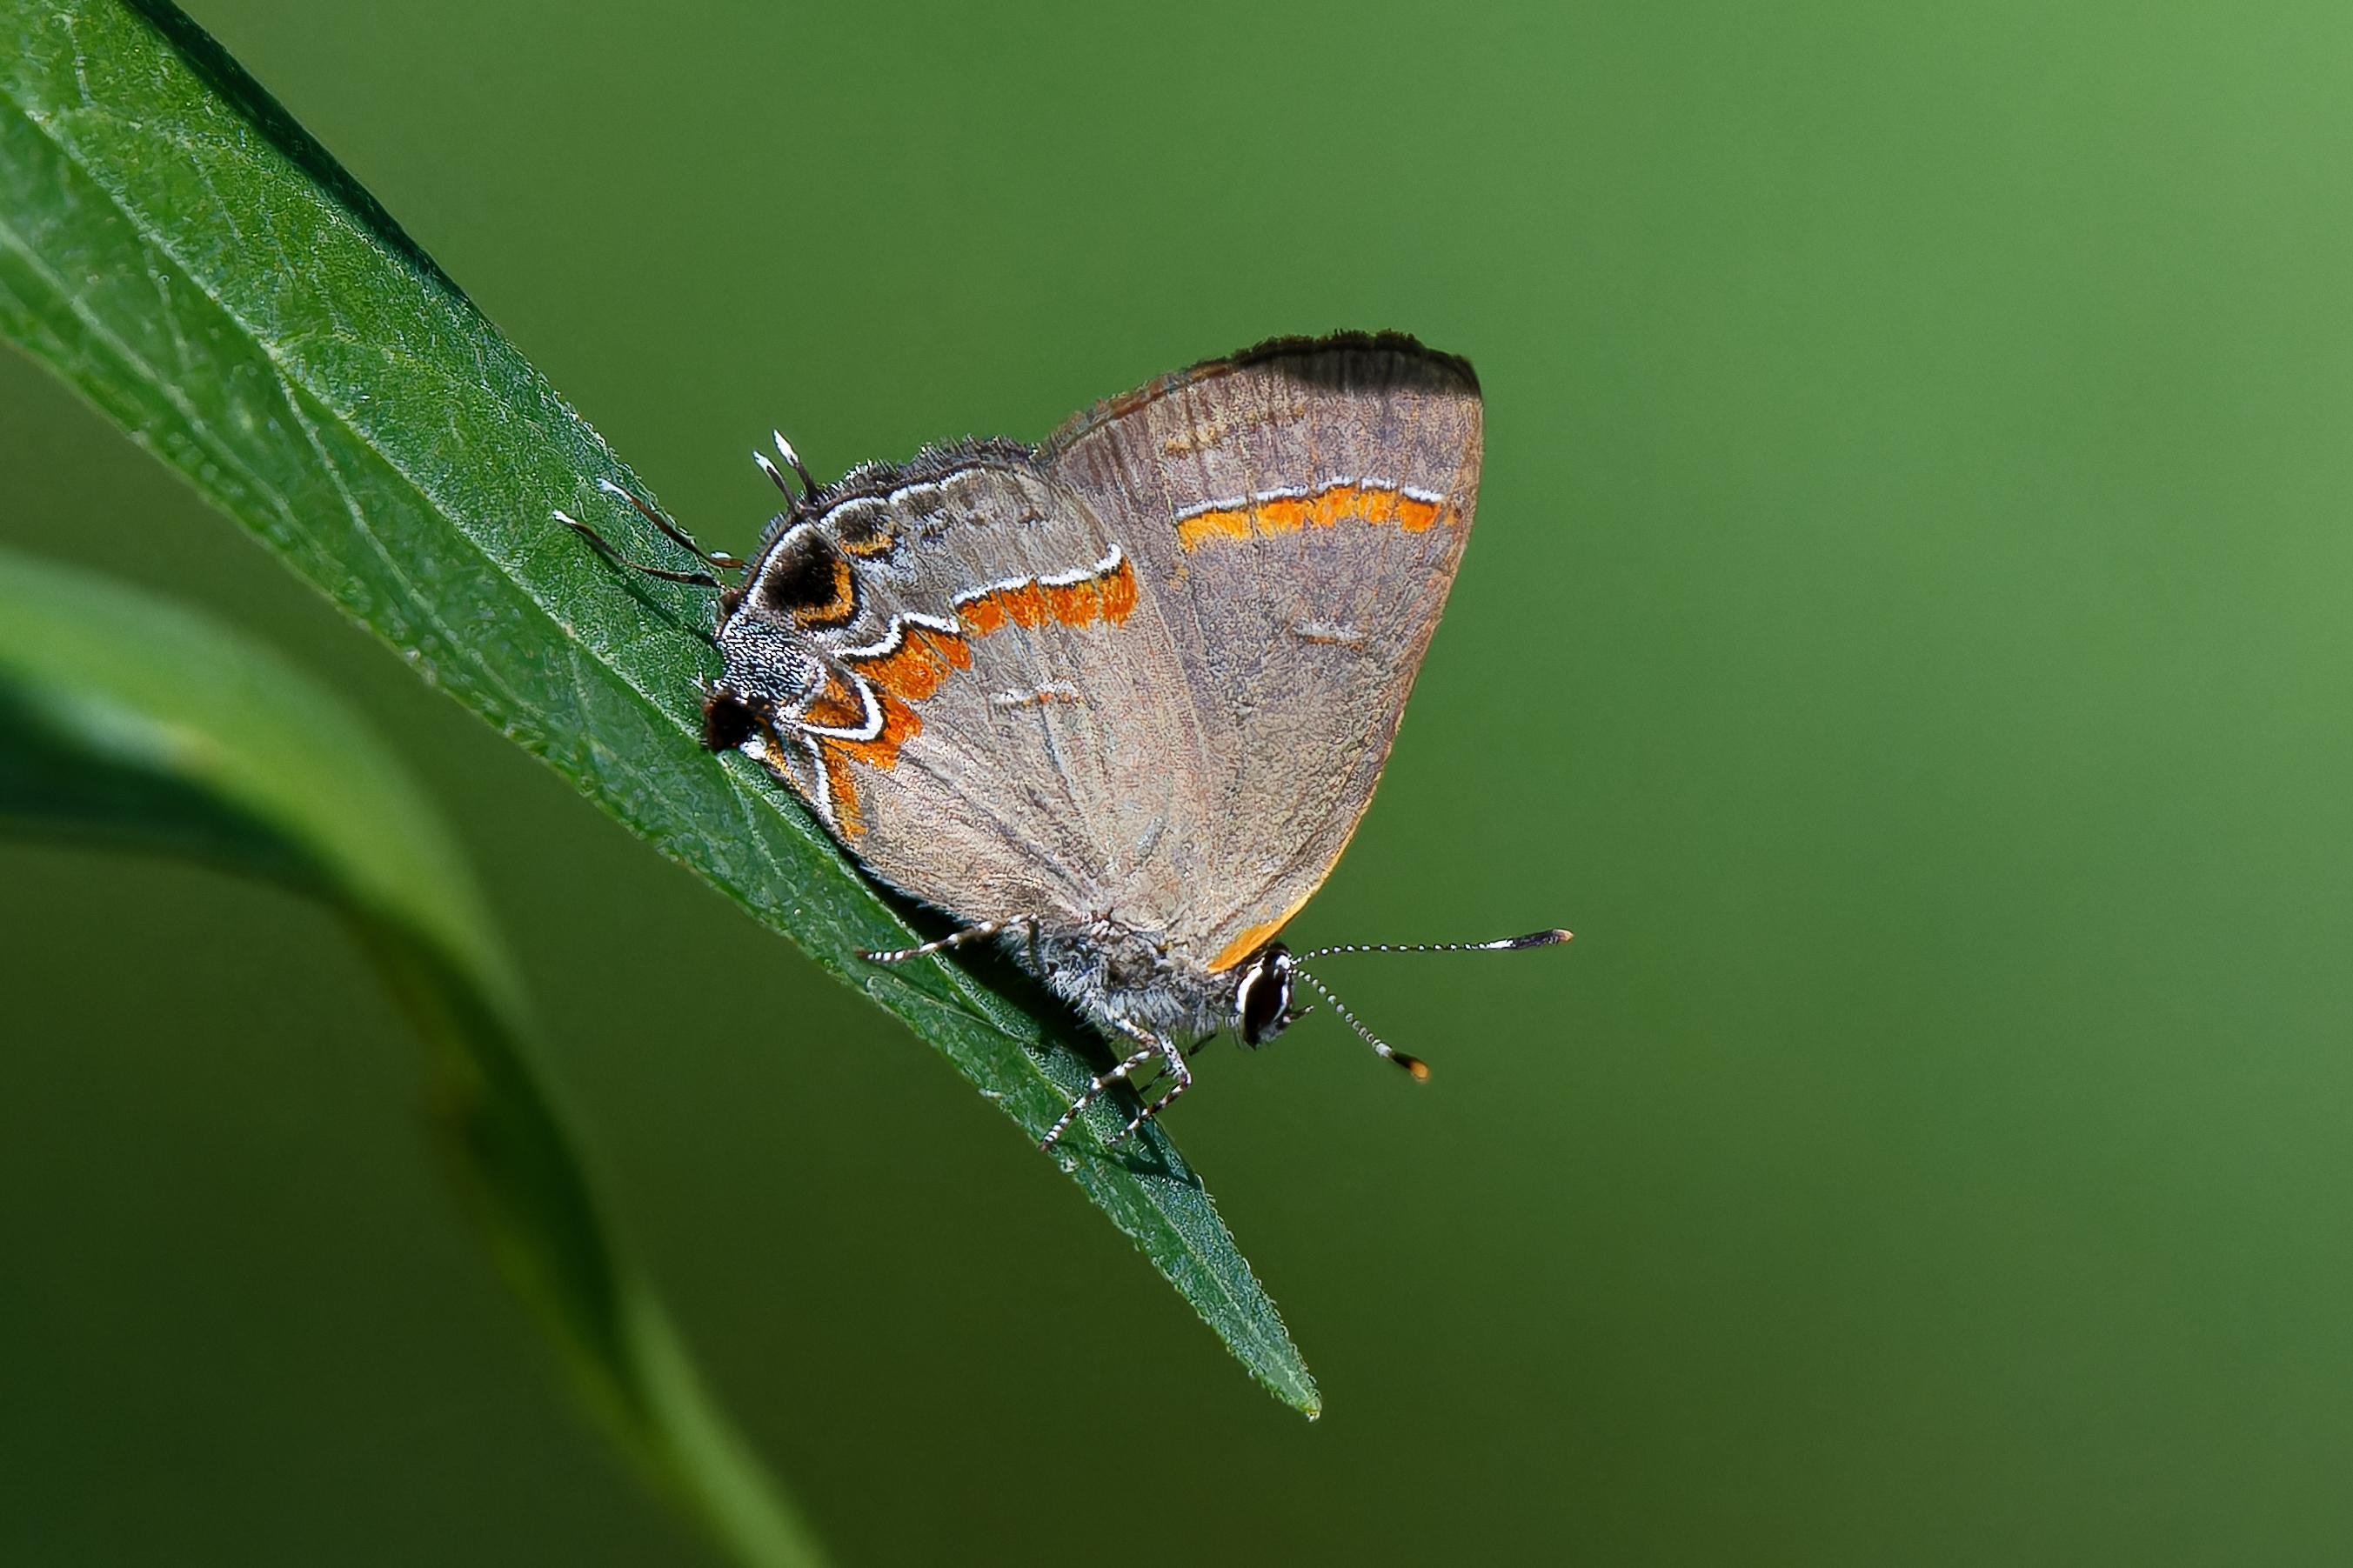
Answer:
[859,916,1033,964]
[592,478,744,570]
[1112,1037,1192,1144]
[1039,1024,1165,1151]
[558,508,724,588]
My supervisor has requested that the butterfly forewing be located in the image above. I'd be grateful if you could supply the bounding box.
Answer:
[1046,335,1484,969]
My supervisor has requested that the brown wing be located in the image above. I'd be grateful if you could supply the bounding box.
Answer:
[724,444,1223,934]
[1044,333,1484,970]
[722,334,1481,967]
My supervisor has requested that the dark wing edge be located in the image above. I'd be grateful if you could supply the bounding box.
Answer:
[1042,331,1481,460]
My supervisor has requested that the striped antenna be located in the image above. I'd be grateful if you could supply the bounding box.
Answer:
[1295,928,1570,962]
[1289,965,1429,1081]
[1288,928,1569,1082]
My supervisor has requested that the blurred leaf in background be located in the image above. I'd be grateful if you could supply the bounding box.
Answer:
[0,544,828,1568]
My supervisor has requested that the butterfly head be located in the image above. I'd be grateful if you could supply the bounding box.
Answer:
[1233,944,1301,1048]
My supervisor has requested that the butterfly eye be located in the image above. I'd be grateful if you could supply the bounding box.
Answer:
[1234,945,1294,1046]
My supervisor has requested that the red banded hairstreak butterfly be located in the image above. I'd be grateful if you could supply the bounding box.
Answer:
[563,333,1568,1151]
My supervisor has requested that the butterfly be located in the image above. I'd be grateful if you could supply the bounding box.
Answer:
[566,332,1566,1150]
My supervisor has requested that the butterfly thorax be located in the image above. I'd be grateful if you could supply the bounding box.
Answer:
[1019,919,1233,1043]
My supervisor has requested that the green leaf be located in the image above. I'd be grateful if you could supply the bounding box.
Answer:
[0,544,830,1568]
[0,0,1317,1414]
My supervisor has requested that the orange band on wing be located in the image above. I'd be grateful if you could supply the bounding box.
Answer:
[799,670,870,732]
[954,552,1137,635]
[1098,557,1140,620]
[851,624,973,705]
[818,687,924,837]
[1175,481,1452,552]
[807,550,1137,836]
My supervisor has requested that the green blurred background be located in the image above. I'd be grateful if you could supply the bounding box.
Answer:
[8,0,2353,1561]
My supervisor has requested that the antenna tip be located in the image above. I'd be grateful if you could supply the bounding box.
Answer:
[1502,929,1573,949]
[1394,1052,1431,1081]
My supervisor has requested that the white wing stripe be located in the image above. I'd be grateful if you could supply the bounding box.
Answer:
[1169,477,1444,524]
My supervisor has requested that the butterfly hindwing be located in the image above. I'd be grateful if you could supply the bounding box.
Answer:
[727,443,1216,931]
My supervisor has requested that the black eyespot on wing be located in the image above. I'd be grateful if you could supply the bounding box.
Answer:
[759,527,857,628]
[702,689,759,751]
